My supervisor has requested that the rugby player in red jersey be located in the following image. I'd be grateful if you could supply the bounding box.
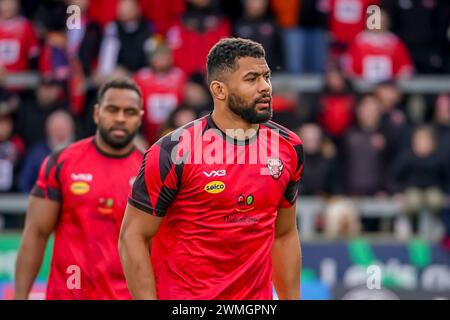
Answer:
[120,38,304,300]
[14,78,144,299]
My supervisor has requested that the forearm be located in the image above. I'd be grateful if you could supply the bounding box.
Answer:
[14,230,49,299]
[119,234,157,300]
[271,230,302,300]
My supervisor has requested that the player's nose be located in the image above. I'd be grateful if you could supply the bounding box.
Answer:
[258,76,271,93]
[115,110,126,123]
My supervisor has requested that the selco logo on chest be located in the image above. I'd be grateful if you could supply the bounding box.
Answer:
[204,181,226,194]
[70,182,90,195]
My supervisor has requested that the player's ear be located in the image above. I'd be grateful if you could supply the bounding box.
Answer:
[93,104,100,125]
[210,80,226,101]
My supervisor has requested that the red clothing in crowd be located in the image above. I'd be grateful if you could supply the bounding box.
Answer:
[134,67,186,144]
[0,16,39,72]
[166,18,231,76]
[329,0,379,47]
[344,31,414,82]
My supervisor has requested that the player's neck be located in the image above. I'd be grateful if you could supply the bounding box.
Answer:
[94,133,134,158]
[211,109,259,141]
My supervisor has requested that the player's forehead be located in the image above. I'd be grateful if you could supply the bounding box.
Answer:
[234,57,270,76]
[100,88,141,109]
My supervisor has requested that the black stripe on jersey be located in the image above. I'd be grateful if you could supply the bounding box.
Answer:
[30,186,45,198]
[294,144,304,172]
[263,121,291,141]
[131,154,152,211]
[47,187,62,202]
[55,160,65,186]
[154,186,177,216]
[44,149,64,180]
[128,197,159,216]
[283,180,299,205]
[175,162,184,190]
[157,135,179,183]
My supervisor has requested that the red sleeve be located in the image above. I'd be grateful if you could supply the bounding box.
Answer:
[30,152,63,202]
[393,39,414,77]
[25,21,39,58]
[344,39,362,77]
[278,134,304,208]
[128,139,183,217]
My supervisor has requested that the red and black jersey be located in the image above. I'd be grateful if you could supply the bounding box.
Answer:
[31,137,143,300]
[129,114,304,299]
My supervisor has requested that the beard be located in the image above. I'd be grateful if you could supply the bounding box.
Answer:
[228,93,273,124]
[98,124,137,150]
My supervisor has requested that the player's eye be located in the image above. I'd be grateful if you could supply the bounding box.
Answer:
[106,106,119,113]
[125,109,139,116]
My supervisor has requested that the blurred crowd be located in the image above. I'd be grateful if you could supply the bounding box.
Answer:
[0,0,449,244]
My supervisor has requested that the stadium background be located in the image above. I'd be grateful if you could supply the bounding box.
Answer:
[0,0,450,299]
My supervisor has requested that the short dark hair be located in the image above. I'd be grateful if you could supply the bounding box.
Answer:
[97,78,142,106]
[207,38,266,84]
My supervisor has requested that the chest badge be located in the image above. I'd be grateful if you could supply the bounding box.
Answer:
[267,158,283,180]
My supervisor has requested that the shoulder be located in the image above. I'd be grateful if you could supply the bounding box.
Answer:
[262,120,304,169]
[262,120,303,147]
[155,115,208,153]
[44,137,93,168]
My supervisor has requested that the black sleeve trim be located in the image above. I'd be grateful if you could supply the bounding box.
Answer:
[128,197,166,217]
[283,180,299,205]
[30,186,61,202]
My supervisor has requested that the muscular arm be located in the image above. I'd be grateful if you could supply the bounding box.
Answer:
[118,203,163,300]
[271,204,302,300]
[14,196,59,299]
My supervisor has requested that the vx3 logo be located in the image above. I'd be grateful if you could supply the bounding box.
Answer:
[203,169,226,177]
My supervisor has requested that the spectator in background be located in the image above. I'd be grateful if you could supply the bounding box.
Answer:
[134,44,186,145]
[374,80,410,169]
[182,72,213,117]
[323,197,361,239]
[160,105,198,137]
[19,110,75,193]
[14,77,67,148]
[392,125,448,236]
[344,9,414,83]
[0,0,39,74]
[96,0,156,80]
[382,0,447,74]
[139,0,185,36]
[65,0,102,77]
[0,96,22,192]
[298,123,337,196]
[270,90,300,131]
[433,93,450,249]
[329,0,379,56]
[234,0,282,71]
[86,0,119,28]
[271,0,328,74]
[343,94,386,195]
[39,31,70,81]
[166,0,231,76]
[318,68,355,142]
[433,93,450,162]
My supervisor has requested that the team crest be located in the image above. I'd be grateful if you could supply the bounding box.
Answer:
[267,158,283,180]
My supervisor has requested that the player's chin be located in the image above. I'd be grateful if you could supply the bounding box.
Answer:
[106,133,133,148]
[254,107,272,123]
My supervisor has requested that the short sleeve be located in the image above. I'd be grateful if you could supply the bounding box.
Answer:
[128,139,184,217]
[278,141,304,208]
[30,152,63,202]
